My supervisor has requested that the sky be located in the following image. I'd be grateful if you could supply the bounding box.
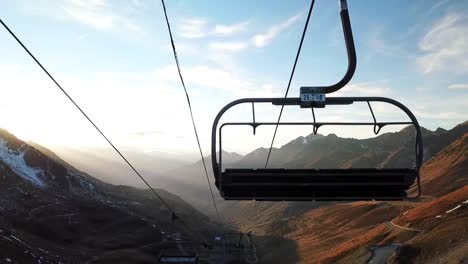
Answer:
[0,0,467,157]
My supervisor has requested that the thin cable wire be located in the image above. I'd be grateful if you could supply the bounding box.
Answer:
[264,0,316,168]
[160,0,223,226]
[0,18,177,217]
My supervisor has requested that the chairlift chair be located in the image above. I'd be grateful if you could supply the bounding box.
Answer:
[211,0,423,201]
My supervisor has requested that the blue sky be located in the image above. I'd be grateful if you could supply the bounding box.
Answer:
[0,0,467,155]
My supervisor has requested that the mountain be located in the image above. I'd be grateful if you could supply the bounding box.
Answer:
[235,123,467,170]
[48,146,190,188]
[228,123,468,263]
[0,129,220,263]
[5,120,465,263]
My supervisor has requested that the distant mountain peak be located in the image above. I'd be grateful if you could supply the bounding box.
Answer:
[454,120,468,129]
[399,125,431,136]
[220,150,243,162]
[434,127,448,134]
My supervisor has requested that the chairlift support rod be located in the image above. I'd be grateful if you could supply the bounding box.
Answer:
[300,0,357,107]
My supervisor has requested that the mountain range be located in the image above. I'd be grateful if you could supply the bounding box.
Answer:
[0,120,466,263]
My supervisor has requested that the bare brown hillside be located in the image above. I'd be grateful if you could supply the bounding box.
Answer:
[418,133,468,196]
[226,123,468,263]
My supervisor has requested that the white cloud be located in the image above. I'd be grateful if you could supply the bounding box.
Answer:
[209,42,248,52]
[366,28,411,58]
[430,0,452,11]
[1,62,464,155]
[214,21,250,36]
[177,19,250,39]
[154,64,282,97]
[177,18,209,39]
[63,6,113,31]
[333,82,390,96]
[131,0,143,7]
[252,13,302,48]
[418,13,468,74]
[67,0,106,10]
[60,0,145,34]
[408,95,467,126]
[413,109,466,120]
[0,63,196,151]
[155,64,251,94]
[176,12,303,51]
[448,83,468,89]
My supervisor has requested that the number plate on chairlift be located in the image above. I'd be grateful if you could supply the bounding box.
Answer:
[301,93,325,102]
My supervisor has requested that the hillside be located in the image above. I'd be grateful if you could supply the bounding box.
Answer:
[0,129,220,263]
[417,133,468,196]
[234,128,468,263]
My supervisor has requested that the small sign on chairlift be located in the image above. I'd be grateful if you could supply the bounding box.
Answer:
[301,93,325,102]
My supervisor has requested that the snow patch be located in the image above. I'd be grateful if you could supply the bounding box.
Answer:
[463,200,468,204]
[435,215,442,218]
[0,138,45,187]
[446,204,461,214]
[302,138,308,144]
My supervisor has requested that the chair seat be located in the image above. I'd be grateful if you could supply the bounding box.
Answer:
[220,168,417,201]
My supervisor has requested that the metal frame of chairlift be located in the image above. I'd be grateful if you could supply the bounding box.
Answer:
[211,0,423,201]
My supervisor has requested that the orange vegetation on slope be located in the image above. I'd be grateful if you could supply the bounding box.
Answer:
[288,133,468,263]
[418,133,467,196]
[394,185,468,226]
[287,202,407,263]
[318,224,388,263]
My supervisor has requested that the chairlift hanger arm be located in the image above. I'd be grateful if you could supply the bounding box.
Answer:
[300,0,357,95]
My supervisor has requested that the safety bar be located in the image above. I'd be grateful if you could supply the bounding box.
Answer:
[211,97,424,194]
[300,0,357,95]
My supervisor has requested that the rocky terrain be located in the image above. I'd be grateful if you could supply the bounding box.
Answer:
[0,129,220,263]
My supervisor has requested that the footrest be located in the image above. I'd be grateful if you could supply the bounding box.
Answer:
[220,168,417,201]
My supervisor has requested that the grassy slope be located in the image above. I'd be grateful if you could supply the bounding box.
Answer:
[237,131,468,263]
